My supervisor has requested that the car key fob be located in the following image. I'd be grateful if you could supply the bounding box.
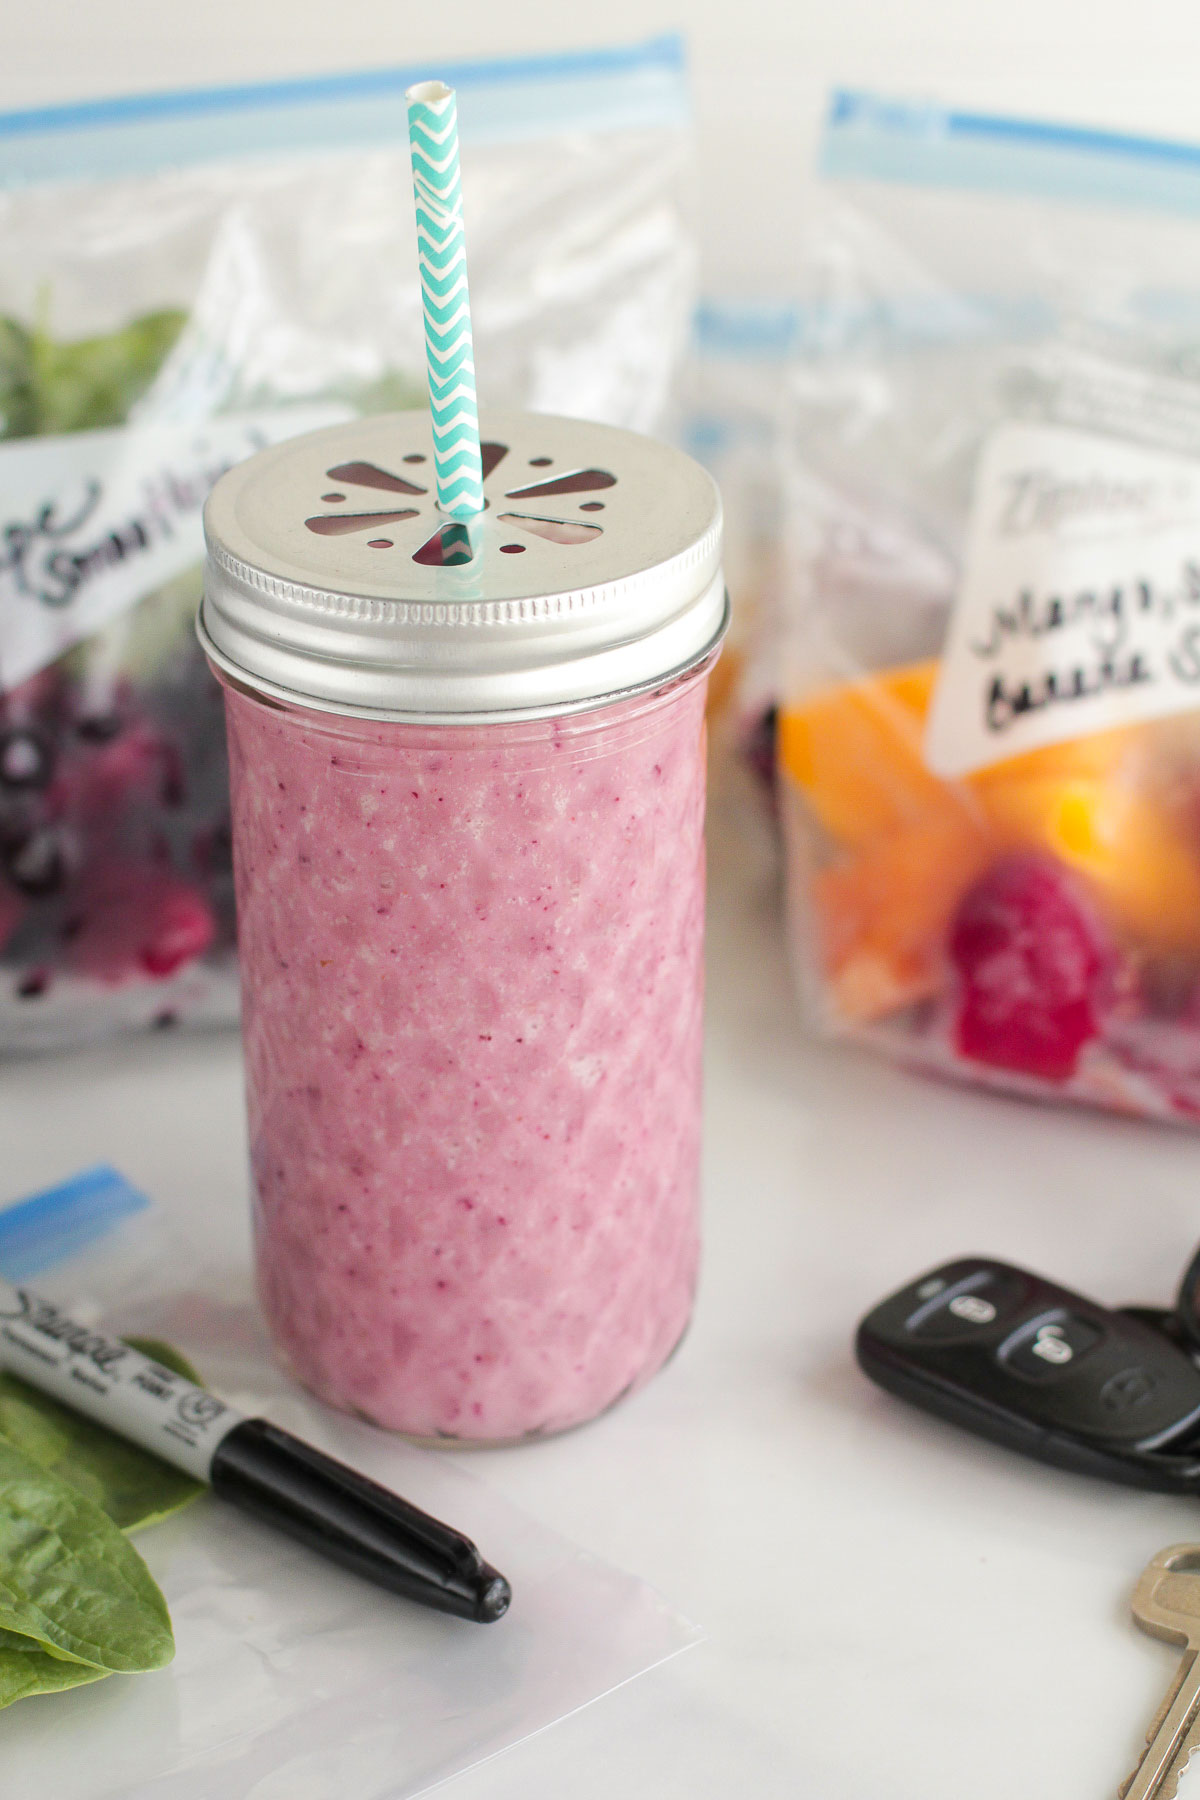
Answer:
[856,1258,1200,1494]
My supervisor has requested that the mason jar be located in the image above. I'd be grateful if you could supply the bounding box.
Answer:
[200,409,725,1441]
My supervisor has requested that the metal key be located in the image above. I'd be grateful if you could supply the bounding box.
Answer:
[1122,1545,1200,1798]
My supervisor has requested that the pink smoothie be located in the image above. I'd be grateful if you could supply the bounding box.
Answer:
[223,672,709,1440]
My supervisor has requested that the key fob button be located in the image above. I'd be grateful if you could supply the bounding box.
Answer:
[1000,1311,1103,1380]
[907,1268,1027,1340]
[1100,1366,1159,1412]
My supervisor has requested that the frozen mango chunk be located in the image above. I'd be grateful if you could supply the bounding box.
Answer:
[813,815,995,1022]
[976,774,1200,952]
[969,723,1135,788]
[781,658,1140,848]
[778,661,965,846]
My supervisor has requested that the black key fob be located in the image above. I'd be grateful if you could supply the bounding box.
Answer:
[856,1258,1200,1494]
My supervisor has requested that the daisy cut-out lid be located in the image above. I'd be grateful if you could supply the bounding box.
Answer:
[199,410,725,721]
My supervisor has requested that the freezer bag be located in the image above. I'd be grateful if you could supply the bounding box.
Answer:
[0,34,695,1053]
[777,94,1200,1124]
[679,300,797,733]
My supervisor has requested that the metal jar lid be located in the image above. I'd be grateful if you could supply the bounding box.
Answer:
[199,409,726,721]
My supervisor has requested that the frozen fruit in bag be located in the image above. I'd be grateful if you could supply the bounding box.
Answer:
[770,91,1200,1126]
[0,41,696,1051]
[779,656,1200,1118]
[813,814,994,1021]
[778,661,957,846]
[978,773,1200,954]
[949,854,1116,1081]
[62,864,216,984]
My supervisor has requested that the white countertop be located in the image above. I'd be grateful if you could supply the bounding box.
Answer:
[5,764,1200,1798]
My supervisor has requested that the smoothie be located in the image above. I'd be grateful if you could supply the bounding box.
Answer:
[224,671,709,1440]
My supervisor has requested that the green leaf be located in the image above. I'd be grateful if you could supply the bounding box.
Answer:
[0,315,37,441]
[123,1338,199,1382]
[0,301,188,440]
[29,307,187,436]
[0,1336,205,1535]
[0,1337,199,1707]
[347,368,427,415]
[0,1627,110,1709]
[0,1438,174,1674]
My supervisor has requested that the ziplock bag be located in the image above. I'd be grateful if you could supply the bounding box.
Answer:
[0,1166,698,1799]
[679,300,796,738]
[777,94,1200,1125]
[0,34,695,1055]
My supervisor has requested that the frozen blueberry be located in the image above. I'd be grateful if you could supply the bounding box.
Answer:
[743,707,778,798]
[76,715,123,743]
[2,827,68,898]
[159,743,187,809]
[0,728,54,791]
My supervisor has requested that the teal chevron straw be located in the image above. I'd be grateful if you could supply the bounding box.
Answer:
[406,81,485,519]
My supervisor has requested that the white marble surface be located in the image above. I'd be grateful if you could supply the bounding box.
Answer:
[4,772,1200,1797]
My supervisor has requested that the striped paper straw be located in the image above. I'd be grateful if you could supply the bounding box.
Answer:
[406,81,485,518]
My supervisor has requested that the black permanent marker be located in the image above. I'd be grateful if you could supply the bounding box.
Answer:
[0,1279,511,1624]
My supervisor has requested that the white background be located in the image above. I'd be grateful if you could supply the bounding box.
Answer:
[9,6,1200,1797]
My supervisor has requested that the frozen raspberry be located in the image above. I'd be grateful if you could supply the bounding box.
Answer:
[0,884,25,955]
[139,883,216,977]
[2,667,65,722]
[950,854,1114,1082]
[71,719,170,815]
[63,865,216,985]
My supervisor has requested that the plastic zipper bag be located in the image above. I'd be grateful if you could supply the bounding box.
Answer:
[776,94,1200,1125]
[0,1165,699,1799]
[0,34,695,1054]
[678,300,796,742]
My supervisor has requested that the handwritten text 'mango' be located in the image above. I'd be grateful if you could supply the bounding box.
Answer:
[969,565,1200,662]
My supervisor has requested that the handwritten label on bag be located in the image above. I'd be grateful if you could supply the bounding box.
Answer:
[924,422,1200,777]
[0,406,350,694]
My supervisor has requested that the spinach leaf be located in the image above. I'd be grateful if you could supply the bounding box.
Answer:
[0,1336,205,1535]
[0,306,187,440]
[0,315,36,440]
[0,1337,200,1706]
[31,308,187,435]
[123,1338,198,1382]
[0,1437,174,1673]
[0,1627,110,1708]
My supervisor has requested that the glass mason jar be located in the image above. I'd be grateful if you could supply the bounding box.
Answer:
[200,410,726,1441]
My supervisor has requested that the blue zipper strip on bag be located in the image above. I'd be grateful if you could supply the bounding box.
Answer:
[0,34,689,187]
[693,300,802,361]
[823,90,1200,217]
[0,1165,150,1281]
